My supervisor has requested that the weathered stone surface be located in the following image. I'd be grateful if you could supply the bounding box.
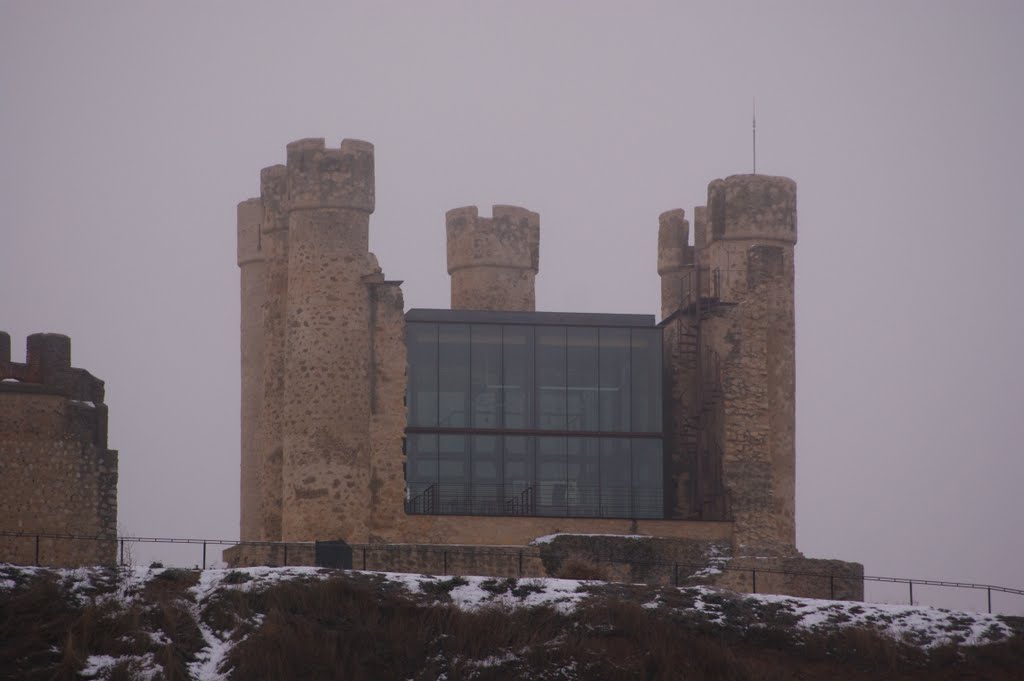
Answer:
[0,333,117,566]
[446,205,539,311]
[235,142,859,599]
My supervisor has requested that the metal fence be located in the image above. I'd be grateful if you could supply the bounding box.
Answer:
[2,529,1022,615]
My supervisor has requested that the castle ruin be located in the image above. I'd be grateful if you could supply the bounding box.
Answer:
[230,138,861,598]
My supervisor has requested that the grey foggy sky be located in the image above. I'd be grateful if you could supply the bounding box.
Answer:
[2,2,1022,612]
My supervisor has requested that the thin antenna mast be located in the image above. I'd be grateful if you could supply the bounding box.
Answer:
[752,97,757,174]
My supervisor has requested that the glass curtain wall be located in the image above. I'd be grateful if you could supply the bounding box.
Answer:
[406,319,663,519]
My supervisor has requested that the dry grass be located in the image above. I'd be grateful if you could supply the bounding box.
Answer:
[3,567,1023,681]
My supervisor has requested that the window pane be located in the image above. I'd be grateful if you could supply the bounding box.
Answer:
[438,324,470,427]
[567,437,599,516]
[536,436,567,516]
[566,327,599,431]
[407,323,438,427]
[471,435,502,514]
[630,329,662,433]
[471,325,502,428]
[600,438,631,517]
[503,435,534,514]
[406,434,437,513]
[631,439,663,519]
[438,434,468,514]
[599,328,631,432]
[502,326,534,429]
[537,327,567,430]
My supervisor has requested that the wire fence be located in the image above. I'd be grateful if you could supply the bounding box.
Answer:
[2,529,1021,615]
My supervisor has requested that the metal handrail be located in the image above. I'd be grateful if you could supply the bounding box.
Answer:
[2,529,1022,613]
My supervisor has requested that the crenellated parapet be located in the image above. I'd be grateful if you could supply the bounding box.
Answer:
[285,138,375,213]
[446,204,540,311]
[707,174,796,245]
[0,332,117,566]
[0,332,106,412]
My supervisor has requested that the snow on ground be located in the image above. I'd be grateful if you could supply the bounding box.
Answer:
[1,561,1019,681]
[530,532,648,545]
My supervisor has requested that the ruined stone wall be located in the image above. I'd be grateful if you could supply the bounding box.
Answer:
[366,280,407,542]
[0,333,118,566]
[224,536,863,601]
[388,513,732,547]
[446,205,539,311]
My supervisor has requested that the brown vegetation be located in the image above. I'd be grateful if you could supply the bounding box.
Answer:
[1,567,1022,681]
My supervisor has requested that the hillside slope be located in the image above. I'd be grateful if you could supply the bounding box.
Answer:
[1,564,1022,680]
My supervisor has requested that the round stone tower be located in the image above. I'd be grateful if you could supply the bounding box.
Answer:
[236,198,265,541]
[703,173,798,553]
[657,208,694,319]
[281,138,377,542]
[446,204,540,311]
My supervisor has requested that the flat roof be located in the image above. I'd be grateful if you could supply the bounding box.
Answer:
[406,308,657,328]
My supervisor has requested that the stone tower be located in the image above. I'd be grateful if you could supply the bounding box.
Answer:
[238,138,406,545]
[659,173,797,555]
[446,205,540,311]
[0,333,118,566]
[236,199,264,541]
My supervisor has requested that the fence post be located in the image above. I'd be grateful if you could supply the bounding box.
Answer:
[752,569,757,594]
[443,550,448,575]
[120,539,124,566]
[988,588,992,614]
[518,550,523,577]
[830,574,835,600]
[363,547,367,571]
[35,535,40,566]
[909,580,913,606]
[202,542,207,570]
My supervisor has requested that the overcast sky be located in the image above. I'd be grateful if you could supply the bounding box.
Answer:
[2,2,1021,613]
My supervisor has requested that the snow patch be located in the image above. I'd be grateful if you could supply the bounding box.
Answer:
[530,533,648,545]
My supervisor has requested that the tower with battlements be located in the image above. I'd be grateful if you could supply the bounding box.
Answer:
[232,139,860,599]
[446,205,540,311]
[237,139,405,544]
[0,333,118,566]
[659,174,797,553]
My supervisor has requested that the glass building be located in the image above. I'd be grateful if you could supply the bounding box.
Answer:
[405,309,663,519]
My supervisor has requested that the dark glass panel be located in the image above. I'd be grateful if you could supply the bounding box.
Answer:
[536,436,567,516]
[599,328,631,432]
[631,439,663,519]
[630,329,662,433]
[537,327,567,430]
[502,326,534,429]
[438,434,469,513]
[471,325,502,428]
[599,438,631,517]
[503,436,534,514]
[566,437,600,516]
[566,327,599,431]
[470,435,502,514]
[407,323,438,427]
[438,324,470,427]
[405,434,438,512]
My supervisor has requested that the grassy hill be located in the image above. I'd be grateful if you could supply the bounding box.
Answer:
[2,563,1022,680]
